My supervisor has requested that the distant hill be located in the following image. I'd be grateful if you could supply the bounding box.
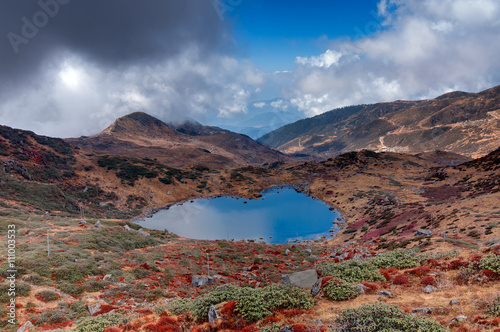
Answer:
[67,112,287,169]
[258,85,500,158]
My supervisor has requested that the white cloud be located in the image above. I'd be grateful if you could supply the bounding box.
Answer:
[295,49,343,68]
[253,102,266,108]
[287,0,500,117]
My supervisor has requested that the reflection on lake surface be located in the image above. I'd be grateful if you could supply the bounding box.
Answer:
[136,188,340,244]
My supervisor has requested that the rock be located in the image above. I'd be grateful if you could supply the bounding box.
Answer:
[412,307,435,314]
[356,284,368,295]
[103,274,112,281]
[17,321,34,332]
[424,285,438,294]
[311,279,322,297]
[278,328,293,332]
[281,269,318,288]
[137,229,150,236]
[208,305,219,323]
[192,276,213,287]
[94,220,102,228]
[285,249,291,256]
[450,299,459,305]
[79,220,87,225]
[87,303,102,315]
[451,315,467,323]
[377,295,388,302]
[378,290,393,298]
[414,229,432,237]
[124,225,134,232]
[303,249,312,255]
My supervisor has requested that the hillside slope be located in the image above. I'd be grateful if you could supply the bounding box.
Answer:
[259,86,500,158]
[67,112,288,169]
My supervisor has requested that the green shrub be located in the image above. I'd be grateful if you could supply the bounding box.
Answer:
[35,290,59,302]
[75,312,130,332]
[192,284,313,322]
[490,296,500,317]
[480,254,500,274]
[0,282,31,303]
[323,278,359,301]
[335,303,446,331]
[370,248,424,269]
[316,260,385,283]
[57,282,85,296]
[160,298,196,315]
[131,267,152,279]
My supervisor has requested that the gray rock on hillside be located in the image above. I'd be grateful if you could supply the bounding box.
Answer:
[281,269,318,288]
[378,290,393,298]
[192,276,213,287]
[17,321,33,332]
[415,229,432,237]
[424,285,438,293]
[208,305,219,323]
[311,279,322,297]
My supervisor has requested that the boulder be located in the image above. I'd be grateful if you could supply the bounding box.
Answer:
[424,285,438,294]
[17,321,33,332]
[87,303,101,315]
[356,284,368,295]
[378,290,392,298]
[208,305,219,323]
[137,229,150,236]
[278,328,293,332]
[311,279,322,297]
[94,220,102,228]
[414,229,432,237]
[281,269,318,288]
[103,274,112,281]
[412,307,435,314]
[449,299,460,305]
[285,249,291,256]
[451,315,467,323]
[124,225,134,232]
[192,276,213,287]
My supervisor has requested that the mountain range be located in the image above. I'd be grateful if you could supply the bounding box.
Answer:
[258,85,500,158]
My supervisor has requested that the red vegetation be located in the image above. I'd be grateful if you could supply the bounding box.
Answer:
[425,258,440,268]
[446,259,468,270]
[291,323,313,332]
[134,309,154,315]
[104,328,121,332]
[387,267,399,274]
[420,276,435,285]
[321,276,334,288]
[92,304,119,316]
[281,308,305,317]
[483,269,500,279]
[361,281,380,293]
[219,301,237,317]
[406,266,430,276]
[393,274,409,285]
[379,269,391,282]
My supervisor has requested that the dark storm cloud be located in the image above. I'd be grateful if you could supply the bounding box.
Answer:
[0,0,224,86]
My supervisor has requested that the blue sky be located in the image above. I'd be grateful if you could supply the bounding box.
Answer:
[0,0,499,137]
[228,0,383,71]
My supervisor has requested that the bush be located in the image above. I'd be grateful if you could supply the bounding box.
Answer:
[75,312,130,332]
[393,274,409,285]
[316,260,385,283]
[160,298,196,315]
[0,282,31,303]
[480,254,500,274]
[35,290,59,302]
[370,248,424,269]
[192,284,313,322]
[334,303,447,331]
[491,296,500,317]
[420,276,435,285]
[323,278,359,301]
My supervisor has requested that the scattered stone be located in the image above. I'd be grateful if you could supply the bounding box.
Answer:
[356,284,368,295]
[17,321,33,332]
[311,279,322,297]
[303,249,312,255]
[103,274,112,281]
[414,229,432,237]
[99,202,108,207]
[412,307,435,314]
[137,229,150,236]
[377,295,388,302]
[208,305,219,324]
[451,315,467,324]
[278,328,293,332]
[315,318,323,324]
[378,290,393,298]
[424,285,438,294]
[124,225,133,232]
[87,303,102,315]
[285,249,291,256]
[94,220,102,228]
[281,269,318,288]
[192,276,213,287]
[450,299,459,305]
[79,220,87,225]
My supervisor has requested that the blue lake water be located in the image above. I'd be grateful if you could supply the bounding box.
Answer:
[136,188,340,244]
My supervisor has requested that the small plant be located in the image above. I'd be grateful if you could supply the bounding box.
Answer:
[335,303,446,331]
[76,312,130,332]
[316,260,385,283]
[490,296,500,317]
[323,278,359,301]
[35,290,59,302]
[393,274,409,285]
[420,276,435,285]
[480,254,500,274]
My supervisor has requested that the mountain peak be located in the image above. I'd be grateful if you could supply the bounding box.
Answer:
[99,111,176,138]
